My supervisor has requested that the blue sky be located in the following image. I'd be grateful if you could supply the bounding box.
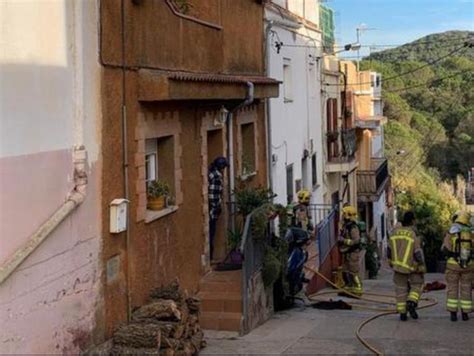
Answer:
[328,0,474,58]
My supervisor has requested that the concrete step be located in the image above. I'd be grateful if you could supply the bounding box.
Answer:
[200,311,242,332]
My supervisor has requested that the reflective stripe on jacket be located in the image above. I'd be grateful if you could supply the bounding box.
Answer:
[389,228,417,274]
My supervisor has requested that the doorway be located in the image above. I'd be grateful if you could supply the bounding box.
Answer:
[207,129,226,262]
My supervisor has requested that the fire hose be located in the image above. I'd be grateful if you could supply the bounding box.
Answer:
[304,265,438,355]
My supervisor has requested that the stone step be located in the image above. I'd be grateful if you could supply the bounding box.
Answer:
[198,291,242,313]
[200,311,241,332]
[199,280,241,293]
[201,269,242,282]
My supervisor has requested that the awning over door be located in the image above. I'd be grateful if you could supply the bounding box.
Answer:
[138,69,280,101]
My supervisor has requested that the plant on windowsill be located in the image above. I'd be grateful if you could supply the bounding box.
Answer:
[147,180,170,211]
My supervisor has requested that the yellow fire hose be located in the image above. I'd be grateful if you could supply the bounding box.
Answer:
[304,265,438,355]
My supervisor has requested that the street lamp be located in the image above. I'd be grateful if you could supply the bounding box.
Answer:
[332,42,361,55]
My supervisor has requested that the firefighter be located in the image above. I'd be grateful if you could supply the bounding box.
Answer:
[388,211,426,321]
[338,205,363,295]
[441,211,473,321]
[289,189,314,233]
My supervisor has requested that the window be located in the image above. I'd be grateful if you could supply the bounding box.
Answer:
[145,135,175,198]
[145,139,157,186]
[311,153,318,187]
[326,98,339,160]
[286,164,294,204]
[241,122,256,176]
[371,74,376,88]
[376,75,381,88]
[283,58,292,102]
[301,158,308,189]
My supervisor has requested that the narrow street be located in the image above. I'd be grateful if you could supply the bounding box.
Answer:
[203,270,473,355]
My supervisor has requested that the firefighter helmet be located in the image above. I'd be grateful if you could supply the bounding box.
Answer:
[297,189,311,204]
[342,205,357,221]
[454,211,471,226]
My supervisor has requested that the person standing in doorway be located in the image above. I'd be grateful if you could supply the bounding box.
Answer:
[208,157,229,261]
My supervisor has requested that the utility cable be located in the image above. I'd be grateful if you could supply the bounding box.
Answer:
[279,37,470,50]
[324,43,470,86]
[385,69,473,93]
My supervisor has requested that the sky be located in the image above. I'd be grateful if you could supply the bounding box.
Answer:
[327,0,474,58]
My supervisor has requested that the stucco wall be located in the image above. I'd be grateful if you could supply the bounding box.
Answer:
[266,11,324,206]
[100,0,264,75]
[0,0,102,353]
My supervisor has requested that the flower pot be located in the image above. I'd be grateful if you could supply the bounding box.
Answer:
[147,196,166,211]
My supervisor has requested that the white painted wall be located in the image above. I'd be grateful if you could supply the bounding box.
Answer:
[0,0,102,353]
[372,190,388,257]
[265,6,325,208]
[371,126,384,158]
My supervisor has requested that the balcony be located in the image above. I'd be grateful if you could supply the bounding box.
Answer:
[355,115,387,130]
[357,158,389,202]
[326,128,357,173]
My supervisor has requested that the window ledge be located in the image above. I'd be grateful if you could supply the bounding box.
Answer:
[240,171,257,181]
[145,206,178,223]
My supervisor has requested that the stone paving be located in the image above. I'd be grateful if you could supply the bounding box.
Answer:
[202,270,473,355]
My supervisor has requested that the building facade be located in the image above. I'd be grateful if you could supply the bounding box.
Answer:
[265,1,326,211]
[347,67,391,257]
[99,0,278,338]
[1,0,279,352]
[0,1,102,353]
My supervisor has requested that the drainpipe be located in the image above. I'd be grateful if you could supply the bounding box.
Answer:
[265,21,274,197]
[0,147,87,285]
[0,1,88,285]
[226,82,254,232]
[120,0,132,322]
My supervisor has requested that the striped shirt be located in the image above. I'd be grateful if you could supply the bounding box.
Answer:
[208,168,223,220]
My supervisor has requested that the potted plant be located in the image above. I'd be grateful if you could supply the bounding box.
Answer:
[147,180,170,211]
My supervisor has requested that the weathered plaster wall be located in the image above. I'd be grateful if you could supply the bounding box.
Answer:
[0,0,102,353]
[99,0,270,336]
[101,0,264,75]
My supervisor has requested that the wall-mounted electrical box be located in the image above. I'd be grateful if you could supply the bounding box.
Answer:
[110,199,129,233]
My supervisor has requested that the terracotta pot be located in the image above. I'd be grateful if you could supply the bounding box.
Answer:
[147,196,166,210]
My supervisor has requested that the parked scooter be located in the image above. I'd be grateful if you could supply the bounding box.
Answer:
[285,227,311,296]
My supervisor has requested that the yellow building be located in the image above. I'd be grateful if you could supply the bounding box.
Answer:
[341,61,391,258]
[321,56,358,208]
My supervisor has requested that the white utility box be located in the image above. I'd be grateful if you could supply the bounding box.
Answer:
[110,198,129,233]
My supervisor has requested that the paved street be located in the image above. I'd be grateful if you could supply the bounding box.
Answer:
[202,270,473,355]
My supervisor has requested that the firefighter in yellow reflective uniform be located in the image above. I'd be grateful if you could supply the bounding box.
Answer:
[441,211,473,321]
[338,205,363,295]
[388,211,426,321]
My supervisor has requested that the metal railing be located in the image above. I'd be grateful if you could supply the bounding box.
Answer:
[316,207,338,265]
[357,158,389,196]
[308,204,334,227]
[240,209,267,334]
[341,128,356,157]
[327,128,357,163]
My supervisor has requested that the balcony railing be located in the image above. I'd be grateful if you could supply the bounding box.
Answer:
[357,158,389,198]
[327,128,356,163]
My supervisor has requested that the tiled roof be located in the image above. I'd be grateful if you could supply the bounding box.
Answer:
[165,71,281,85]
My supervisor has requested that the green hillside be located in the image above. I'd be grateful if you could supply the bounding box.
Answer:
[368,30,473,62]
[361,30,474,270]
